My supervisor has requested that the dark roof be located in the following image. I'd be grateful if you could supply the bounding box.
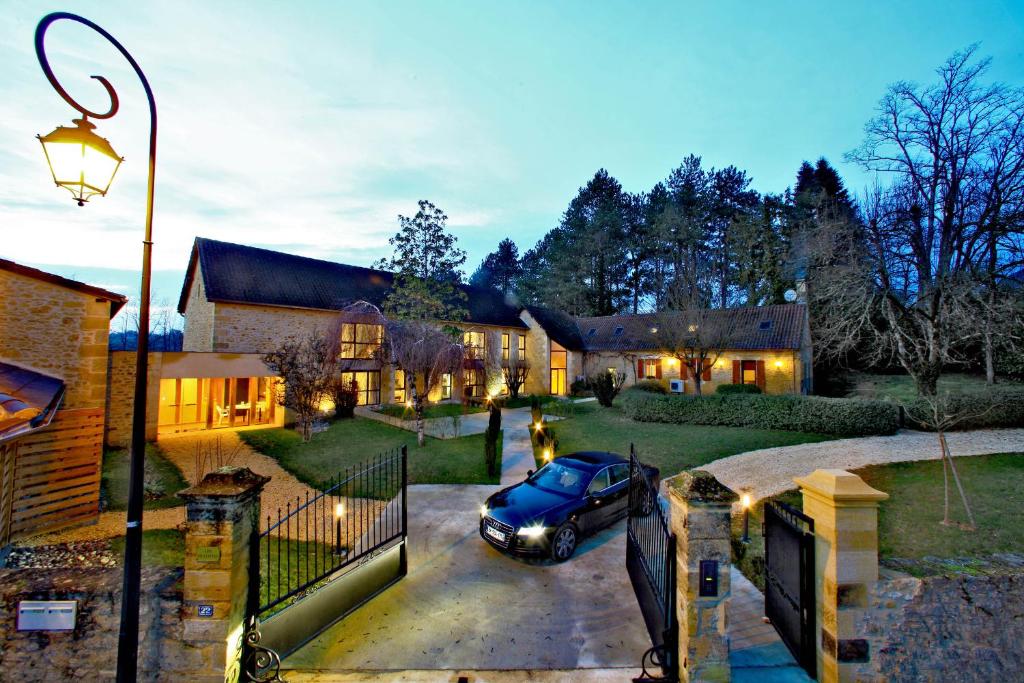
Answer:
[575,304,808,352]
[0,259,127,317]
[524,305,584,349]
[0,363,64,443]
[179,238,527,329]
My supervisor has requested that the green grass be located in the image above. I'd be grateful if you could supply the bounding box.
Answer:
[498,394,558,410]
[534,401,834,476]
[240,417,502,489]
[733,453,1024,585]
[109,529,186,566]
[375,402,485,419]
[857,453,1024,574]
[102,444,189,511]
[848,372,1022,404]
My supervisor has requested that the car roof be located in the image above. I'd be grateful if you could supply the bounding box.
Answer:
[557,451,627,471]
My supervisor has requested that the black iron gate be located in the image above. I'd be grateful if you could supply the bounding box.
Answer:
[764,500,816,679]
[243,447,408,680]
[626,444,677,682]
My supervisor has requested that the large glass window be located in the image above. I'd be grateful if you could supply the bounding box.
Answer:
[550,341,567,395]
[341,371,381,405]
[463,330,486,360]
[464,368,485,397]
[340,323,383,359]
[394,369,406,404]
[441,373,452,400]
[502,333,510,363]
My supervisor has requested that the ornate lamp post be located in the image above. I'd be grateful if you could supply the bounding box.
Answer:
[34,12,157,682]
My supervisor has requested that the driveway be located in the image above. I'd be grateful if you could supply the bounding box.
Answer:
[284,484,650,674]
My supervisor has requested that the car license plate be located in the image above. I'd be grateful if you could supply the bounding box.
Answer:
[485,525,506,542]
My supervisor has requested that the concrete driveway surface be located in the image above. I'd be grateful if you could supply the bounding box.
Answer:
[284,484,651,673]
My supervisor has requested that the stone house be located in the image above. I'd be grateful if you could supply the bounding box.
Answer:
[0,259,126,543]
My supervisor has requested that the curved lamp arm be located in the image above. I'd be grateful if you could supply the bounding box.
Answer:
[35,12,156,683]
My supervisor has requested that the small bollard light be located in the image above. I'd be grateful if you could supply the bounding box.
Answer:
[741,492,752,544]
[543,448,552,462]
[334,502,345,555]
[533,421,542,432]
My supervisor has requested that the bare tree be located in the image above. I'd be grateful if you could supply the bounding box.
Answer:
[654,304,738,396]
[262,331,335,441]
[380,320,463,446]
[501,355,530,399]
[830,46,1024,395]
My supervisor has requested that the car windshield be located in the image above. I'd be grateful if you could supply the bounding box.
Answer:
[528,461,590,497]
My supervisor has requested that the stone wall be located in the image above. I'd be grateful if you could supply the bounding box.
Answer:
[181,265,215,352]
[0,566,194,682]
[854,569,1024,682]
[212,302,338,353]
[105,351,162,447]
[519,310,552,395]
[0,268,114,411]
[582,349,801,395]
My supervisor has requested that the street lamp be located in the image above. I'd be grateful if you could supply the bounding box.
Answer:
[34,12,157,683]
[741,491,752,544]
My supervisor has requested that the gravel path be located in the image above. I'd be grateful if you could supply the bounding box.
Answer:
[702,428,1024,501]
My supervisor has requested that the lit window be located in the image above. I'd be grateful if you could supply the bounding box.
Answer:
[340,371,381,405]
[517,334,526,359]
[340,323,383,359]
[741,360,757,385]
[463,331,486,359]
[394,369,406,403]
[502,333,510,363]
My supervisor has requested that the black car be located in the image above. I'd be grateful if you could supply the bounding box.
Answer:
[479,451,660,561]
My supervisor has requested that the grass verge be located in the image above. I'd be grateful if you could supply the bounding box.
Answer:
[102,444,189,511]
[375,402,485,419]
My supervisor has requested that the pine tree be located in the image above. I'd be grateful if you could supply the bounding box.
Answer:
[469,238,522,296]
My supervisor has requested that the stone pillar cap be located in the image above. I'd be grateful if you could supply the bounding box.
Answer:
[667,469,738,504]
[178,466,270,499]
[794,468,888,502]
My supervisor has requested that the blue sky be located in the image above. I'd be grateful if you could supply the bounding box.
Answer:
[2,1,1023,324]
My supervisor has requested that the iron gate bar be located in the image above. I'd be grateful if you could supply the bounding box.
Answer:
[256,446,407,616]
[763,499,816,679]
[626,444,678,682]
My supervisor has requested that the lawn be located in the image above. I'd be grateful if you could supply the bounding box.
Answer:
[535,401,835,476]
[848,371,1022,404]
[733,452,1024,586]
[109,528,186,566]
[102,444,189,511]
[375,402,485,419]
[240,417,502,489]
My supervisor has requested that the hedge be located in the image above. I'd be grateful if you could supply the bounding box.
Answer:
[904,389,1024,431]
[630,379,669,394]
[621,392,899,437]
[715,383,762,395]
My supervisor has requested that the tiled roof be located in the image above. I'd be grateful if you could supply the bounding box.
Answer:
[575,304,808,352]
[178,238,528,329]
[0,259,127,316]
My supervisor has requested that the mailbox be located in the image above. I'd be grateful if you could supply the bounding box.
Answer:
[698,560,719,597]
[17,600,77,631]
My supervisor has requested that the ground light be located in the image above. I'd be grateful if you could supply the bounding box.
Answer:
[741,491,752,544]
[33,12,158,682]
[335,503,345,555]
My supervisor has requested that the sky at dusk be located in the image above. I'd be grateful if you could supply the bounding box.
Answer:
[2,0,1023,323]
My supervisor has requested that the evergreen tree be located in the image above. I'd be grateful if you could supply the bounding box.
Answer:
[375,200,468,321]
[469,238,522,296]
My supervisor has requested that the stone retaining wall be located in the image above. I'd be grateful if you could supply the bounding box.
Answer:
[0,567,193,681]
[855,568,1024,682]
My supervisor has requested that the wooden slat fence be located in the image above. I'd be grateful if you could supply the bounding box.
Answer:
[0,441,15,547]
[2,408,104,543]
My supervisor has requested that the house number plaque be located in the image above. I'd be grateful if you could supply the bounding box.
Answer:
[196,546,221,563]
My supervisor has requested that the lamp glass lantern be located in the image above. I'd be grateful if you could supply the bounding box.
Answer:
[37,117,123,206]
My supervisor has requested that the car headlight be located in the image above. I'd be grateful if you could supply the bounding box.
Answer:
[517,524,547,539]
[480,504,488,518]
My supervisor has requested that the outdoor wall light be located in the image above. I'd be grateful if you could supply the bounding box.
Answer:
[774,360,783,368]
[533,421,543,432]
[37,117,123,206]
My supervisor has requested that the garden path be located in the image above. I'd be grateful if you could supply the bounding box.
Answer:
[17,431,319,546]
[703,428,1024,501]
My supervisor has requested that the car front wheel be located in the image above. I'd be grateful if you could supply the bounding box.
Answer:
[550,523,578,562]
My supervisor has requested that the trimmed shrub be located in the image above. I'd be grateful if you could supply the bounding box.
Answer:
[570,379,592,397]
[621,392,899,437]
[630,379,669,394]
[904,389,1024,431]
[588,372,625,407]
[715,383,762,395]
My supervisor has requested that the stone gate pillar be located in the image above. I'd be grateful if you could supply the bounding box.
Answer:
[668,470,738,683]
[795,469,887,683]
[179,467,269,683]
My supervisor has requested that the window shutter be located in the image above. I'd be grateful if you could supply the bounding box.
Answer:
[732,360,741,384]
[655,361,662,379]
[756,360,766,390]
[637,360,644,378]
[702,362,712,382]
